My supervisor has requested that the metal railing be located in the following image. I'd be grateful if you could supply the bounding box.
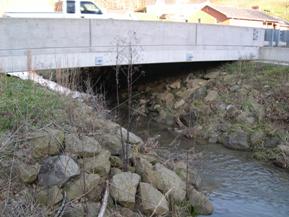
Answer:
[264,29,289,47]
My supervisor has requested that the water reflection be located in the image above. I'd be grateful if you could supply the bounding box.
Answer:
[133,121,289,217]
[191,144,289,217]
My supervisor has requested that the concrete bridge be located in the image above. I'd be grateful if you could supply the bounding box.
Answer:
[0,18,289,73]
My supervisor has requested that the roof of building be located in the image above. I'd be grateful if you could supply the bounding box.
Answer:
[276,17,289,26]
[203,4,281,23]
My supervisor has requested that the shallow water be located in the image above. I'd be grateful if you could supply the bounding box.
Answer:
[195,144,289,217]
[133,122,289,217]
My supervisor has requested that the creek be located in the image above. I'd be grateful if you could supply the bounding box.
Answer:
[130,120,289,217]
[75,62,289,217]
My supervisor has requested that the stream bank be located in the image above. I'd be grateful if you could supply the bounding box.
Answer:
[0,73,212,217]
[2,61,289,217]
[113,61,289,216]
[127,62,289,172]
[125,119,289,217]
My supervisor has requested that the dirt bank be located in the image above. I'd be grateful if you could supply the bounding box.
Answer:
[0,74,212,217]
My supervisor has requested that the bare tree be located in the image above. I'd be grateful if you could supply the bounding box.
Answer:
[113,32,142,171]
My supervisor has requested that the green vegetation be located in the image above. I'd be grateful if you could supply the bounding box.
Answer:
[175,200,198,217]
[221,61,289,127]
[219,61,289,160]
[0,74,65,133]
[222,61,289,85]
[211,0,289,20]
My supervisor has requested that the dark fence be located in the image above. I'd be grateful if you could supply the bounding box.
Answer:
[264,29,289,47]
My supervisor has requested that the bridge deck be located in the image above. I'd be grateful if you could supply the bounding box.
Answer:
[0,18,288,72]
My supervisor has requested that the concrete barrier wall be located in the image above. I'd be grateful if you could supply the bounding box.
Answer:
[196,24,264,47]
[0,18,265,50]
[90,19,198,47]
[259,47,289,64]
[0,18,266,72]
[0,18,90,50]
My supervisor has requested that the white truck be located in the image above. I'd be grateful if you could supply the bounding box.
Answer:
[3,0,110,19]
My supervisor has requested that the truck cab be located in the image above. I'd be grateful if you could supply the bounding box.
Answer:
[55,0,108,18]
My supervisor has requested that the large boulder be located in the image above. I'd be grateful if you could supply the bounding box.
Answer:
[81,150,111,176]
[110,167,122,177]
[139,182,169,216]
[135,157,159,185]
[250,100,265,121]
[136,159,186,202]
[264,135,282,148]
[154,163,186,202]
[110,172,140,208]
[64,173,102,201]
[173,160,202,189]
[98,127,142,157]
[18,162,40,184]
[117,128,144,145]
[223,129,250,150]
[65,134,102,157]
[72,106,118,132]
[31,128,64,159]
[36,186,63,207]
[189,188,214,215]
[192,86,208,100]
[98,134,123,155]
[38,155,80,187]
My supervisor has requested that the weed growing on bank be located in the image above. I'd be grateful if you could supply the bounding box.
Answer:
[221,61,289,127]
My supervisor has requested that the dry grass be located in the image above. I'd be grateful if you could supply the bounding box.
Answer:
[1,190,46,217]
[0,69,110,217]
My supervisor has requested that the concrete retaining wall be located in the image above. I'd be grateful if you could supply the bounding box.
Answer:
[259,47,289,64]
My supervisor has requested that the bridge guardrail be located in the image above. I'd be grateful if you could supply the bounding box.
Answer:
[264,29,289,47]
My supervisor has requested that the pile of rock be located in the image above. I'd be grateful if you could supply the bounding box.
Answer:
[13,121,213,216]
[133,75,211,127]
[131,69,289,171]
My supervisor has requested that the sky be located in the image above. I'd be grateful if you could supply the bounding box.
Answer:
[0,0,55,13]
